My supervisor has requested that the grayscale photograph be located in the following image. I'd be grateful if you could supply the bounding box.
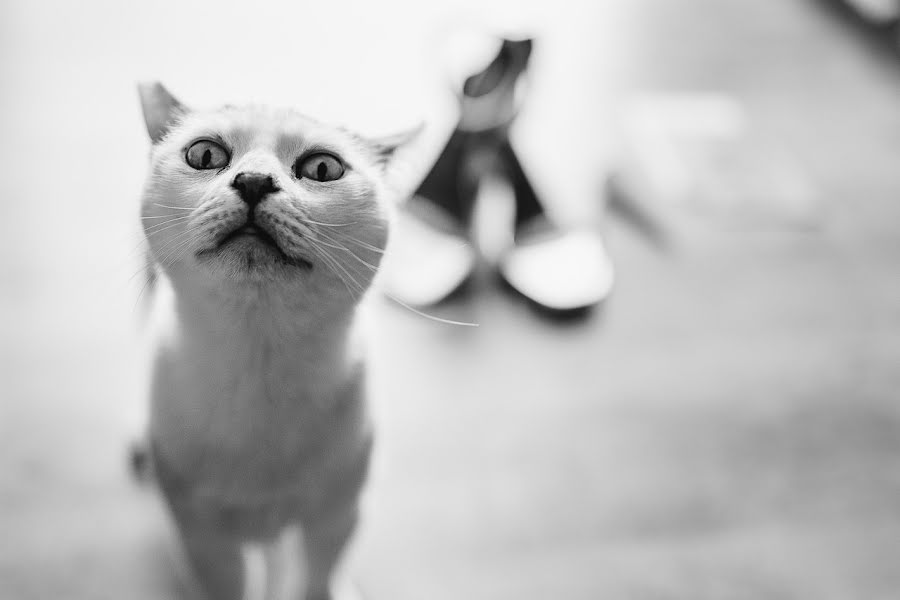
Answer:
[1,0,899,599]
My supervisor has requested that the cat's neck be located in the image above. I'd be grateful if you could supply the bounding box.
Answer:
[150,277,365,486]
[169,278,356,392]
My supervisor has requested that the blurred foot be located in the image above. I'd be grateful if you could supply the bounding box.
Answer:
[498,217,615,313]
[379,198,476,307]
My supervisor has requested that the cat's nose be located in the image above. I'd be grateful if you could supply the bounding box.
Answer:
[231,172,279,207]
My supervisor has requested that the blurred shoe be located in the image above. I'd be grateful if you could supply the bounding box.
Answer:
[498,217,615,313]
[842,0,899,24]
[379,198,476,307]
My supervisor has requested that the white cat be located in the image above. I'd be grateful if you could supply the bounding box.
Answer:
[136,82,411,600]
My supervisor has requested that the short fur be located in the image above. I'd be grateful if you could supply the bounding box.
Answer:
[137,82,406,600]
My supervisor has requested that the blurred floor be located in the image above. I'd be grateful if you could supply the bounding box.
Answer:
[2,1,900,599]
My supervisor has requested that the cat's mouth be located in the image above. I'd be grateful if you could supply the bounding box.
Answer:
[220,223,278,249]
[202,223,313,270]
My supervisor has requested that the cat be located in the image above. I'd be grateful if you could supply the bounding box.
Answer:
[136,82,413,600]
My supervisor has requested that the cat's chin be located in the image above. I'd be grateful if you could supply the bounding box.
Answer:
[196,231,313,278]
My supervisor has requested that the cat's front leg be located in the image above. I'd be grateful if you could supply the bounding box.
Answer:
[300,504,360,600]
[152,449,246,600]
[172,510,246,600]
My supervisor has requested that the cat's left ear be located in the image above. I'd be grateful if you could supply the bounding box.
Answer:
[366,123,425,169]
[138,81,188,144]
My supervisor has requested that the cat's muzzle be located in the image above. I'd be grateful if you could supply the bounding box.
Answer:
[204,220,313,271]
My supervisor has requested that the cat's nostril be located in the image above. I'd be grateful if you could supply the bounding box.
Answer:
[231,172,279,207]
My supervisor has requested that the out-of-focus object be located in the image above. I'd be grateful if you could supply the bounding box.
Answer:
[499,225,614,313]
[612,93,821,243]
[841,0,899,24]
[831,0,900,54]
[382,35,614,314]
[379,200,476,307]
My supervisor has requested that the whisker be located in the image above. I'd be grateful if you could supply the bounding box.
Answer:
[318,240,378,294]
[158,241,195,270]
[311,248,353,296]
[325,230,386,255]
[151,221,208,265]
[309,232,379,272]
[310,232,461,327]
[143,215,194,233]
[162,243,195,269]
[311,228,381,265]
[158,239,193,267]
[141,213,190,220]
[124,233,159,264]
[143,220,195,240]
[306,243,358,299]
[140,215,193,230]
[126,258,154,284]
[385,293,480,327]
[318,245,364,294]
[298,218,357,228]
[313,241,366,296]
[153,203,194,211]
[157,226,207,266]
[132,267,158,314]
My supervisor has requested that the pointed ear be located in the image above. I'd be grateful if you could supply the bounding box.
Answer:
[138,81,187,144]
[367,122,425,168]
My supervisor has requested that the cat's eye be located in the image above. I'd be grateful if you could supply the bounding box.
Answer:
[295,153,344,182]
[185,140,230,170]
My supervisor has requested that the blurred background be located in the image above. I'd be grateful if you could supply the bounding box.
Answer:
[2,0,900,598]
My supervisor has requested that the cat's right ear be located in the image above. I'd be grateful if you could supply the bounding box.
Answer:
[138,82,187,144]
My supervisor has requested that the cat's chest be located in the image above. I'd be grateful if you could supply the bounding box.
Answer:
[158,348,317,434]
[149,336,366,491]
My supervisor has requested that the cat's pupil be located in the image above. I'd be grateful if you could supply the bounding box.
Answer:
[201,149,211,168]
[317,161,327,180]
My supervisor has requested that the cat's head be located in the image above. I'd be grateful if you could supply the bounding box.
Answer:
[138,82,414,308]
